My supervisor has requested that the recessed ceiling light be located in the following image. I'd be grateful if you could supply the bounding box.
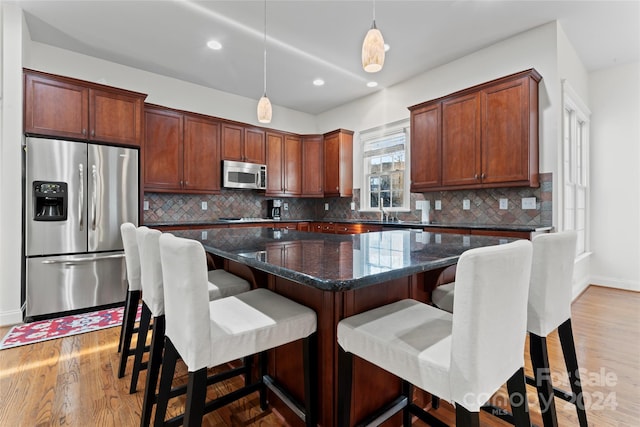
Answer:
[367,81,378,88]
[384,44,390,52]
[206,40,222,50]
[313,79,325,86]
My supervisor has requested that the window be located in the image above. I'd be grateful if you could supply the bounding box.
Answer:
[361,119,410,211]
[561,81,590,255]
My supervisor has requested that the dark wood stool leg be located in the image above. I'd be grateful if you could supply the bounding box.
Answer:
[455,405,480,427]
[530,333,559,427]
[183,368,207,427]
[154,338,178,427]
[130,302,152,394]
[259,351,268,410]
[337,347,353,427]
[402,380,412,427]
[118,289,140,377]
[558,319,588,427]
[507,367,532,427]
[243,355,253,386]
[140,315,165,427]
[303,333,318,427]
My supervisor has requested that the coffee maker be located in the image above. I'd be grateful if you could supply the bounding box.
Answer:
[267,199,282,220]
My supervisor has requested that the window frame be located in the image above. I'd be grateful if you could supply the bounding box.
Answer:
[359,119,411,212]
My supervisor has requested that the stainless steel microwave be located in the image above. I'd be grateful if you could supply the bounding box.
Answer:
[222,160,267,190]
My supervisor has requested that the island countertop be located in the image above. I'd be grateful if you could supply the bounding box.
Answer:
[172,226,515,291]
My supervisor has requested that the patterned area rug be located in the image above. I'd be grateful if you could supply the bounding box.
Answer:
[0,305,141,350]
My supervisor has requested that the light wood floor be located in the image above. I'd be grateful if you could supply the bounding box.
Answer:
[0,285,638,426]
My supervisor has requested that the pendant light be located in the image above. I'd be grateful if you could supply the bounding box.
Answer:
[257,0,272,123]
[362,0,385,73]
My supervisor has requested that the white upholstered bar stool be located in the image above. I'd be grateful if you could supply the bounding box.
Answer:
[337,240,533,427]
[118,222,145,379]
[132,228,251,427]
[155,233,318,427]
[431,231,586,427]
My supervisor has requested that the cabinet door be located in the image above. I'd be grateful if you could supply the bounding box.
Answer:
[302,135,323,197]
[89,89,143,146]
[183,114,221,193]
[284,135,302,195]
[481,77,532,185]
[244,127,266,164]
[324,133,340,196]
[24,72,89,140]
[143,107,183,191]
[441,93,481,187]
[266,132,284,194]
[221,123,243,161]
[410,103,441,191]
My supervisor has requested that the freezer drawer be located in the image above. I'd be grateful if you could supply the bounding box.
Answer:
[26,252,127,318]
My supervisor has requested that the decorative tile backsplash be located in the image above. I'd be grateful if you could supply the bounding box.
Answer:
[144,173,552,227]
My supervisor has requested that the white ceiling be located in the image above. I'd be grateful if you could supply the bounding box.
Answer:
[15,0,640,115]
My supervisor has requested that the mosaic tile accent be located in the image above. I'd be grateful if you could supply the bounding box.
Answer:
[144,173,552,227]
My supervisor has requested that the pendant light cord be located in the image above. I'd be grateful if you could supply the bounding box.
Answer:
[263,0,267,97]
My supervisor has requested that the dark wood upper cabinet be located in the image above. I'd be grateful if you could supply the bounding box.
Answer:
[301,135,324,197]
[266,132,302,197]
[409,69,541,191]
[323,129,353,197]
[221,123,266,164]
[24,69,145,146]
[143,105,221,194]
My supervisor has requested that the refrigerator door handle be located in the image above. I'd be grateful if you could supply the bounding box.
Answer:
[40,253,125,265]
[91,164,97,231]
[78,163,84,231]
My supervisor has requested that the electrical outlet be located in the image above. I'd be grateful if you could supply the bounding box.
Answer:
[201,201,207,210]
[201,231,207,240]
[463,235,471,247]
[522,197,537,210]
[435,234,442,244]
[435,200,442,210]
[499,198,508,210]
[324,203,329,211]
[416,200,424,210]
[350,202,356,210]
[463,199,471,210]
[143,200,149,211]
[283,202,289,211]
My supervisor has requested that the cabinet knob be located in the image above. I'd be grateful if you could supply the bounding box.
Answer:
[474,173,479,180]
[336,186,339,190]
[481,173,486,179]
[82,129,87,135]
[91,129,95,137]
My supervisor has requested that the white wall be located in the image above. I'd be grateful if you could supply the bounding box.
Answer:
[589,62,640,291]
[0,3,26,325]
[316,22,561,191]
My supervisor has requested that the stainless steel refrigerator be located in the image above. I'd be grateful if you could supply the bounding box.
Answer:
[23,136,138,320]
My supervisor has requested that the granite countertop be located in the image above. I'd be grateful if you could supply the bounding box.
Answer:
[147,218,551,233]
[171,227,518,292]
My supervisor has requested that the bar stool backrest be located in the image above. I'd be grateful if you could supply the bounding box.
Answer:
[121,223,142,292]
[136,227,165,317]
[159,233,212,371]
[527,231,578,337]
[450,239,533,410]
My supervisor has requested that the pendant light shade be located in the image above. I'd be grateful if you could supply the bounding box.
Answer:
[362,1,385,73]
[257,0,272,123]
[257,95,272,123]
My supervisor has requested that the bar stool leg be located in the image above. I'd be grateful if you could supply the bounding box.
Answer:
[118,289,140,377]
[259,351,268,410]
[184,368,207,427]
[303,333,318,427]
[455,405,480,427]
[558,319,588,427]
[154,338,179,427]
[402,380,412,427]
[130,302,152,394]
[530,333,559,427]
[507,367,532,427]
[140,315,165,427]
[337,347,353,427]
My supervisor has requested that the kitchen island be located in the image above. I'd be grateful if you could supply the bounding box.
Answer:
[172,226,517,426]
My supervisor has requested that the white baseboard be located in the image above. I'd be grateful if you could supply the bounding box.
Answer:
[589,276,640,293]
[0,309,24,327]
[572,280,591,301]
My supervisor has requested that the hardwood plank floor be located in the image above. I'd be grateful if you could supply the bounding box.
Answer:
[0,285,638,426]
